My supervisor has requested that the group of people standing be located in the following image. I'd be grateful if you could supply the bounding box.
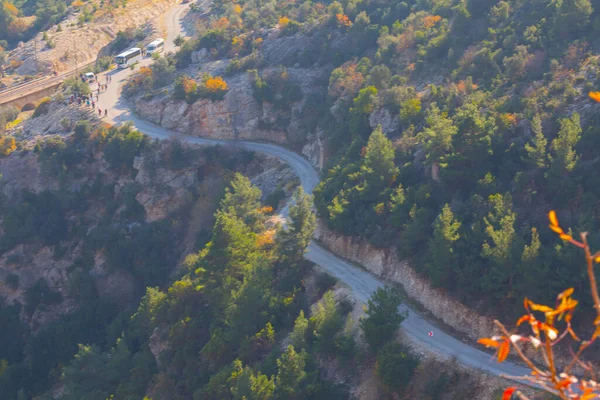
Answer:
[70,74,113,117]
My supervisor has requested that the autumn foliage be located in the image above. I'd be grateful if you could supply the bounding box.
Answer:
[589,92,600,102]
[279,16,290,28]
[422,15,442,29]
[0,135,16,156]
[336,13,352,28]
[328,61,365,99]
[212,17,229,30]
[204,76,228,92]
[479,210,600,399]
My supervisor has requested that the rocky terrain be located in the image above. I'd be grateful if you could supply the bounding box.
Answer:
[0,128,296,331]
[4,0,175,78]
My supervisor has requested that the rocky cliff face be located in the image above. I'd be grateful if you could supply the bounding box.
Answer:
[134,64,329,170]
[314,221,497,341]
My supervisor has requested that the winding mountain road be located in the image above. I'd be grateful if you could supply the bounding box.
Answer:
[97,0,534,388]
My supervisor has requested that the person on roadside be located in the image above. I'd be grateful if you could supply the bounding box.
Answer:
[105,109,108,117]
[98,108,102,116]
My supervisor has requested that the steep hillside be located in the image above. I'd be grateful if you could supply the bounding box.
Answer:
[0,112,297,398]
[133,0,600,330]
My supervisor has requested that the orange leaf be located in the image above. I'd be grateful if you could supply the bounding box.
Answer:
[478,338,500,348]
[557,288,574,300]
[581,391,597,400]
[502,387,516,400]
[589,91,600,103]
[516,315,530,326]
[559,233,573,241]
[548,210,559,226]
[498,340,510,362]
[548,224,564,234]
[557,379,571,389]
[593,325,600,340]
[528,301,554,313]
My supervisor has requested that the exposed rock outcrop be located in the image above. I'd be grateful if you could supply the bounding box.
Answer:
[134,65,329,149]
[314,221,497,341]
[369,107,400,134]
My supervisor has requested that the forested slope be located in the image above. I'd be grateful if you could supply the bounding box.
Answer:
[162,0,600,321]
[177,0,600,319]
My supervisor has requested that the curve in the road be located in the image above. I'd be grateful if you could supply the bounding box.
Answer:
[94,0,534,388]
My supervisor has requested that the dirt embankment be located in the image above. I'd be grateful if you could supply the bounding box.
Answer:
[7,0,175,77]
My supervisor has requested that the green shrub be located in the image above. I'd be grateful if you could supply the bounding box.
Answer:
[265,188,285,209]
[376,342,419,394]
[64,77,91,96]
[32,98,51,118]
[315,272,337,294]
[95,56,113,72]
[74,120,91,139]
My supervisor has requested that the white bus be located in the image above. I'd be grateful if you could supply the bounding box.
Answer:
[146,38,165,55]
[115,47,142,69]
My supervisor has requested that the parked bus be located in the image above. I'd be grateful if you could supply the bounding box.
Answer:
[146,38,165,55]
[115,47,142,69]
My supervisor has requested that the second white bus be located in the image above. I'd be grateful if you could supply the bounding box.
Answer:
[115,47,142,69]
[146,38,165,55]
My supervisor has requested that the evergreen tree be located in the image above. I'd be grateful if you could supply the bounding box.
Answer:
[524,114,548,169]
[278,187,316,263]
[388,184,408,227]
[417,103,457,171]
[375,342,419,394]
[426,204,461,288]
[481,194,519,300]
[219,173,266,232]
[553,0,593,37]
[230,360,275,400]
[275,345,306,398]
[549,113,581,174]
[290,311,308,350]
[310,291,344,354]
[360,287,406,351]
[364,125,398,184]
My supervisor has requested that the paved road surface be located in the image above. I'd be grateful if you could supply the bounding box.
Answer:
[94,0,534,388]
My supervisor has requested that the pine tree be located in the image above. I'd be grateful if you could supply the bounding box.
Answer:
[524,114,548,169]
[364,125,398,184]
[278,187,316,263]
[359,287,406,351]
[417,103,457,170]
[290,310,308,350]
[426,204,461,288]
[219,173,265,232]
[230,361,275,400]
[275,345,306,398]
[481,193,518,300]
[549,113,581,174]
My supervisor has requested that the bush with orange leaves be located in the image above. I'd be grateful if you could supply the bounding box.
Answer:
[479,210,600,400]
[212,17,229,30]
[204,76,228,93]
[336,13,352,28]
[279,16,290,28]
[197,74,229,101]
[422,15,442,29]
